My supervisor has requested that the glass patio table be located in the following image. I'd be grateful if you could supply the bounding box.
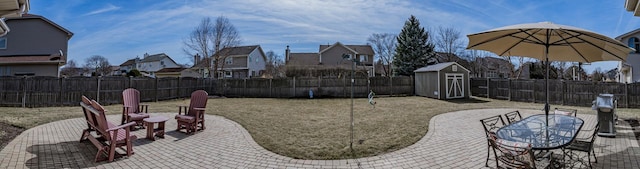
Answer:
[496,114,584,150]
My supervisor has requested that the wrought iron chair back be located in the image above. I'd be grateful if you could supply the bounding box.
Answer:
[554,108,577,117]
[480,115,506,167]
[564,122,600,168]
[504,111,522,124]
[488,138,546,169]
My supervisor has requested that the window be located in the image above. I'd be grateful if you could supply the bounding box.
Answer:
[160,61,165,65]
[360,55,368,62]
[629,37,640,53]
[0,37,6,49]
[225,57,233,64]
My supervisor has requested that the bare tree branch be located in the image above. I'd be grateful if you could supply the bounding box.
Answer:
[183,16,241,78]
[84,55,111,76]
[367,33,396,77]
[435,26,463,57]
[183,17,214,65]
[210,15,242,78]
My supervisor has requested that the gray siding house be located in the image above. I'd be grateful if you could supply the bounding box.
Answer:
[0,14,73,77]
[286,42,375,77]
[616,29,640,83]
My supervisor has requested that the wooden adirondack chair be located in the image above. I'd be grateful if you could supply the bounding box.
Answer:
[80,97,137,162]
[79,96,98,142]
[175,90,208,134]
[122,88,150,129]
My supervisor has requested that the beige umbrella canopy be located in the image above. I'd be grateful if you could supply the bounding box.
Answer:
[466,21,633,127]
[467,21,633,62]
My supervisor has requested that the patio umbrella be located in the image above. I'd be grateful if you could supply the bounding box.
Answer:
[466,21,633,127]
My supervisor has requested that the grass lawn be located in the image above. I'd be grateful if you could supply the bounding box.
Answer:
[0,96,639,159]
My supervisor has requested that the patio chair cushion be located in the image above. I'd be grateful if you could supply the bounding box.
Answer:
[175,114,195,123]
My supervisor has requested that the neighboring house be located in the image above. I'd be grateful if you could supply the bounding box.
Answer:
[190,45,267,79]
[155,67,187,78]
[470,57,513,78]
[119,58,138,74]
[0,14,73,77]
[107,66,121,76]
[286,42,375,77]
[615,29,640,83]
[119,53,181,78]
[374,61,392,77]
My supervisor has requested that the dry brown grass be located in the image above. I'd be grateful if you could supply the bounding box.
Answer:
[0,96,638,160]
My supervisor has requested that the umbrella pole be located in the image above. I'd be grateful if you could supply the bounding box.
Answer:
[545,43,550,147]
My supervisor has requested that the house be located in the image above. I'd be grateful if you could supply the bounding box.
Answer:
[0,0,29,36]
[286,42,375,77]
[470,57,513,78]
[625,0,640,16]
[119,58,138,74]
[0,14,73,77]
[615,29,640,83]
[190,45,267,78]
[155,67,186,78]
[119,53,181,78]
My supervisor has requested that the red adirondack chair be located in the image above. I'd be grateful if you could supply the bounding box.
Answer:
[80,96,137,162]
[175,90,208,134]
[122,88,150,129]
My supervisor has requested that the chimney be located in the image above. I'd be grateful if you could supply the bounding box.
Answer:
[285,45,290,63]
[143,53,149,58]
[194,53,200,66]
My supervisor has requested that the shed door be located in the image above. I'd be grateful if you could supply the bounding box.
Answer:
[445,73,464,99]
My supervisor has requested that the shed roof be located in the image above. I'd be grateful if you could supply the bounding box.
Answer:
[414,62,470,73]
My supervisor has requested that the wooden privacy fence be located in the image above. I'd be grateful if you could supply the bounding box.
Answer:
[471,78,640,108]
[0,76,413,107]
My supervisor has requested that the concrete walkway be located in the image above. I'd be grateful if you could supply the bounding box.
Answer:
[0,109,638,168]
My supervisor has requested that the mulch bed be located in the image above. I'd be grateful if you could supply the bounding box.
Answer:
[0,121,24,150]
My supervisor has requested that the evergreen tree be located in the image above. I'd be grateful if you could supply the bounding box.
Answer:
[393,15,436,76]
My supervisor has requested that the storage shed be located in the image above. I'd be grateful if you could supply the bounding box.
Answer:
[414,62,470,99]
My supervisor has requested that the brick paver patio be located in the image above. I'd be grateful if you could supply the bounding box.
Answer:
[0,109,638,168]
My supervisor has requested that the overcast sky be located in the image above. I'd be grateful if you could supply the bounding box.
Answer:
[29,0,640,73]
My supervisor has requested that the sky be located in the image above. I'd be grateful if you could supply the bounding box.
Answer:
[28,0,640,73]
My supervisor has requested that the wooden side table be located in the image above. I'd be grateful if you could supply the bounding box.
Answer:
[143,116,169,141]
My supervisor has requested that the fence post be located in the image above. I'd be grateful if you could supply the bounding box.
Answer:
[21,76,26,108]
[486,78,490,98]
[154,77,159,102]
[97,76,101,103]
[532,79,535,103]
[292,76,296,98]
[59,77,64,106]
[625,83,629,108]
[128,76,132,88]
[408,75,413,96]
[343,75,347,97]
[244,78,247,97]
[508,79,511,101]
[177,77,181,98]
[390,76,394,96]
[269,79,272,98]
